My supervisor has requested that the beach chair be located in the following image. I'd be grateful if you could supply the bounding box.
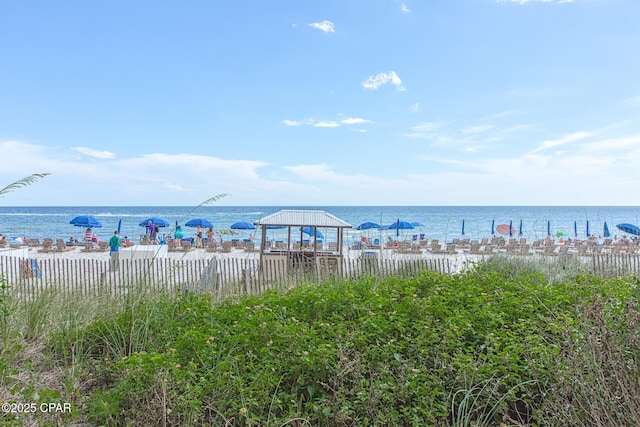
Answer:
[395,243,410,254]
[55,239,74,252]
[218,241,232,253]
[80,243,94,252]
[38,239,55,253]
[20,259,40,278]
[480,245,494,255]
[244,241,256,252]
[181,241,192,252]
[205,240,218,252]
[167,239,178,252]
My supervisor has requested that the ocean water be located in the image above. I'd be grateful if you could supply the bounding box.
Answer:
[1,206,640,245]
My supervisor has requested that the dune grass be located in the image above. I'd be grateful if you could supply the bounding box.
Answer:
[1,256,639,426]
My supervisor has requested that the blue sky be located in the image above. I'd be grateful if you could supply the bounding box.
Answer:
[1,0,639,206]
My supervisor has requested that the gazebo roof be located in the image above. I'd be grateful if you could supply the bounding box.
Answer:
[254,210,352,228]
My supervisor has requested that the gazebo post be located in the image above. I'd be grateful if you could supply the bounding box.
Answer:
[260,225,267,264]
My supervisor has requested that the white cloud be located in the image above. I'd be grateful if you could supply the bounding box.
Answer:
[401,3,410,13]
[4,127,640,206]
[282,117,372,128]
[72,146,116,159]
[340,117,371,125]
[282,119,304,127]
[622,95,640,107]
[461,125,494,134]
[529,131,591,153]
[309,20,335,33]
[362,71,405,91]
[0,140,291,205]
[412,122,445,133]
[405,121,448,139]
[314,121,340,128]
[410,102,420,112]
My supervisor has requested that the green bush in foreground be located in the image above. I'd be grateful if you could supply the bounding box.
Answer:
[2,259,638,426]
[59,265,638,427]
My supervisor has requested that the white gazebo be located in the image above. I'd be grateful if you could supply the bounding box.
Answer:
[254,209,352,275]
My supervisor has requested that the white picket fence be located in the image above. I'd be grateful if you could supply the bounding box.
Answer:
[0,255,451,302]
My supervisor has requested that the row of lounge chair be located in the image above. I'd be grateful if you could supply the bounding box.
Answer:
[366,236,640,256]
[37,238,80,253]
[166,239,257,253]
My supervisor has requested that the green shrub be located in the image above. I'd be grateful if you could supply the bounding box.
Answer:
[65,266,611,426]
[0,257,628,426]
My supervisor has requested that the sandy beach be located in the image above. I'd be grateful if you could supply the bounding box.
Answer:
[8,242,480,274]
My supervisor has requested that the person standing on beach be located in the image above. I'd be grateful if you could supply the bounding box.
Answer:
[196,225,203,247]
[145,221,153,243]
[175,225,184,246]
[109,231,122,270]
[149,225,158,245]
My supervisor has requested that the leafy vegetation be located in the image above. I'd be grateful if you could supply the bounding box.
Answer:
[1,257,639,426]
[0,173,50,198]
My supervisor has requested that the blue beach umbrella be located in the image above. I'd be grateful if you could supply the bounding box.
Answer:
[410,221,425,227]
[117,219,122,235]
[616,223,640,236]
[355,221,380,230]
[519,220,523,236]
[300,226,324,239]
[388,220,415,238]
[185,218,214,228]
[461,219,465,236]
[586,221,590,237]
[70,215,102,228]
[547,220,551,237]
[574,221,578,238]
[388,220,414,230]
[139,218,170,227]
[509,220,513,237]
[230,221,255,230]
[604,222,611,238]
[491,219,495,235]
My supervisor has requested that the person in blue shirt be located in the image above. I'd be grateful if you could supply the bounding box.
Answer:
[109,231,122,270]
[175,225,184,245]
[109,231,122,253]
